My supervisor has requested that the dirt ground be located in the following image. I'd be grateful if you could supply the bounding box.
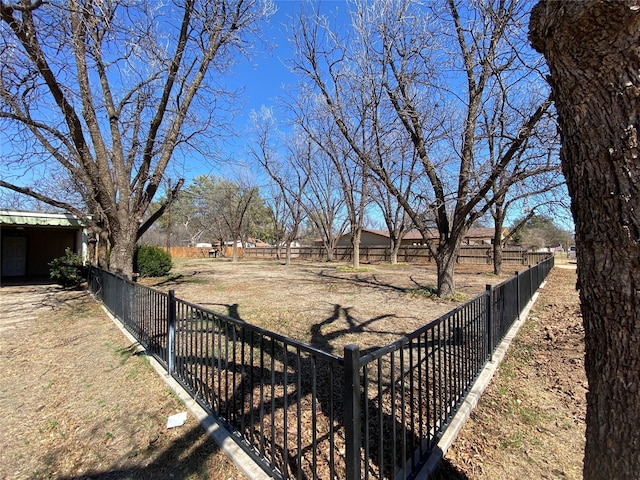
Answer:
[0,259,585,479]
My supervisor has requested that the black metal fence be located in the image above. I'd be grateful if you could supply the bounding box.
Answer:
[87,256,554,480]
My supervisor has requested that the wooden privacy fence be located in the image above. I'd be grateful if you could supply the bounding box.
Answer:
[163,246,240,259]
[240,245,550,266]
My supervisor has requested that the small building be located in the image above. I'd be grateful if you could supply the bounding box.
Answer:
[0,209,89,281]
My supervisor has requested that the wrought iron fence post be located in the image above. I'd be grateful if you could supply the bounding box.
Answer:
[168,289,176,375]
[486,285,493,356]
[344,344,361,480]
[516,271,521,319]
[529,265,533,299]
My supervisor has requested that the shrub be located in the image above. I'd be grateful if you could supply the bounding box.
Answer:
[134,245,172,277]
[49,248,87,288]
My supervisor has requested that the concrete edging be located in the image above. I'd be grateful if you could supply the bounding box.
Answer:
[100,305,273,480]
[414,279,547,479]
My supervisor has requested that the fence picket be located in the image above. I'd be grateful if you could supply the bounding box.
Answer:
[344,344,362,480]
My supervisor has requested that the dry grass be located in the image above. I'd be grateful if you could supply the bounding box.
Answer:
[0,284,243,480]
[143,258,513,353]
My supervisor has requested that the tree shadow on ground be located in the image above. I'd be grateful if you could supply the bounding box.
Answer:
[129,293,475,479]
[309,303,398,353]
[57,423,239,480]
[316,269,437,295]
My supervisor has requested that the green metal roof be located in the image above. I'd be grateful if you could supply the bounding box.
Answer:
[0,210,85,228]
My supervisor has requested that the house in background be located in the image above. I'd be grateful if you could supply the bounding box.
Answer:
[0,209,88,282]
[336,227,508,247]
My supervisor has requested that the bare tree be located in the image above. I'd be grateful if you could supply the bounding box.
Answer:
[297,112,372,268]
[489,175,565,274]
[250,107,309,265]
[205,175,260,262]
[289,0,553,295]
[298,143,348,262]
[478,91,564,273]
[0,0,273,276]
[289,2,393,268]
[530,2,640,478]
[370,135,419,264]
[380,0,556,294]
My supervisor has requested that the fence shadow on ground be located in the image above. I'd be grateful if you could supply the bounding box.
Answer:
[174,301,425,478]
[57,424,227,480]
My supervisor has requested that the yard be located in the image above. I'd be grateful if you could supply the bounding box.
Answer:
[142,258,515,353]
[0,258,585,479]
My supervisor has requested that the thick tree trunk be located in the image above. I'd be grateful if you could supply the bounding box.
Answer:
[351,230,361,269]
[285,243,292,266]
[285,227,300,266]
[232,241,239,263]
[435,239,460,297]
[108,228,138,278]
[492,220,505,275]
[492,240,502,275]
[86,229,98,266]
[96,229,109,270]
[324,240,335,262]
[530,3,640,479]
[389,238,400,265]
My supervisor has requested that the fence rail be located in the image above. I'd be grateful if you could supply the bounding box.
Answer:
[88,255,554,479]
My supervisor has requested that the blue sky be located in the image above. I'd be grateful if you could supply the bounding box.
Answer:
[183,1,350,182]
[235,1,349,118]
[170,0,574,232]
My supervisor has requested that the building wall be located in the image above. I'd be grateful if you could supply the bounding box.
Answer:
[28,228,78,275]
[2,227,78,277]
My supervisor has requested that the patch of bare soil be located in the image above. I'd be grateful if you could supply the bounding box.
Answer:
[433,267,586,479]
[0,284,243,480]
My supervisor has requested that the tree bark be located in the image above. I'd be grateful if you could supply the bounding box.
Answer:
[325,241,335,262]
[95,228,109,270]
[435,238,461,297]
[493,210,506,275]
[232,240,239,263]
[351,230,362,269]
[492,239,503,275]
[285,243,291,266]
[530,2,640,479]
[107,221,139,277]
[389,237,400,265]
